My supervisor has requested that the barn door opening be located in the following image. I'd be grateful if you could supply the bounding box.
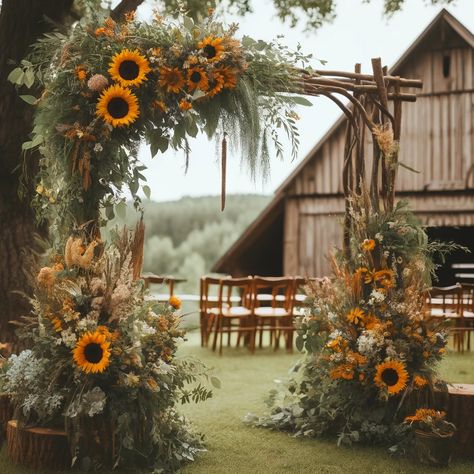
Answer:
[427,226,474,285]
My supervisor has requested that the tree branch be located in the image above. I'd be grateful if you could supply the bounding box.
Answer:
[111,0,145,21]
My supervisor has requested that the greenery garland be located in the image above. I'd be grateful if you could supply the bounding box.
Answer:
[9,9,312,240]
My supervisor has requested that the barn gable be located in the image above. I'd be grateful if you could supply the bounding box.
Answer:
[213,9,474,277]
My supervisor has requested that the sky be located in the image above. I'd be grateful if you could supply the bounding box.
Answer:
[126,0,474,202]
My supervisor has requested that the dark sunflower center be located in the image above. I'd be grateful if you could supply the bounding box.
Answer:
[203,44,217,59]
[190,71,202,83]
[118,60,139,80]
[381,368,399,386]
[107,97,129,119]
[84,343,103,364]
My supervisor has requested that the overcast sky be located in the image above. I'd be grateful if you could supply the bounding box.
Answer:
[127,0,474,202]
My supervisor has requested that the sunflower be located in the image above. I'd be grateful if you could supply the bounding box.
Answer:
[159,67,185,93]
[215,66,238,89]
[347,307,365,325]
[108,49,150,87]
[207,72,225,98]
[96,84,139,127]
[73,331,111,374]
[198,36,224,62]
[374,360,408,395]
[187,67,209,92]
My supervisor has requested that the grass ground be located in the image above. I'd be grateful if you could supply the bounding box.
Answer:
[1,331,473,473]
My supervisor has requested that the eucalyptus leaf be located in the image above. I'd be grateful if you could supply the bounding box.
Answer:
[19,95,37,105]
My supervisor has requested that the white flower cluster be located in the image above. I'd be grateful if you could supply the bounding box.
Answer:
[357,330,385,356]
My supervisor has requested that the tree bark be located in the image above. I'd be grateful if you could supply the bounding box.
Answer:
[0,0,73,343]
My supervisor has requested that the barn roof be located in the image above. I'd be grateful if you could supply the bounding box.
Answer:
[212,9,474,274]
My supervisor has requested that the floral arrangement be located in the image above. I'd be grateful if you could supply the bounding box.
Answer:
[405,409,455,437]
[0,226,214,471]
[9,9,311,239]
[250,192,453,447]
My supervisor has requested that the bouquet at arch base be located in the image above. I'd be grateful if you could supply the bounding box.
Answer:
[251,192,458,451]
[0,226,214,472]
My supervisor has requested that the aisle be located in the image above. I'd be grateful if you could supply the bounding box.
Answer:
[178,332,474,474]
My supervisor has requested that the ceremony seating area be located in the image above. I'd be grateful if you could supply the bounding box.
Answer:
[199,276,312,354]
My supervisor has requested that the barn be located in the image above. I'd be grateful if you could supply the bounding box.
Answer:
[212,9,474,284]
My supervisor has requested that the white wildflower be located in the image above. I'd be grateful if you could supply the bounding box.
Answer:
[93,143,103,153]
[375,232,383,242]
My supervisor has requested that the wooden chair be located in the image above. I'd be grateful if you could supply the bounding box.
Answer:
[251,276,296,351]
[141,274,186,299]
[427,284,463,351]
[460,283,474,351]
[211,277,254,355]
[199,276,222,347]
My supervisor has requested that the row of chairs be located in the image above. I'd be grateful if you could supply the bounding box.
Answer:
[199,276,309,355]
[426,283,474,352]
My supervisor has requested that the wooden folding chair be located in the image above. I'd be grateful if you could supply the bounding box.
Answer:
[251,276,296,351]
[211,277,254,355]
[200,276,221,347]
[427,284,463,351]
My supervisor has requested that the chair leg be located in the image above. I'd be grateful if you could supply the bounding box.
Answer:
[212,316,220,352]
[219,320,224,356]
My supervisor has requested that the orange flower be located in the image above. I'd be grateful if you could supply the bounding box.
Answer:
[405,408,446,423]
[75,65,87,82]
[179,99,193,111]
[347,307,365,325]
[159,67,185,93]
[362,239,376,251]
[207,72,225,97]
[413,375,428,388]
[374,269,395,290]
[330,363,354,380]
[215,66,238,89]
[169,295,182,310]
[95,27,114,38]
[187,67,209,92]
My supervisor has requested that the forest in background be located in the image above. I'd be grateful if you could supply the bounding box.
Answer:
[107,194,271,293]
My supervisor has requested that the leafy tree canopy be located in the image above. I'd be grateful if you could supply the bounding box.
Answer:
[157,0,455,31]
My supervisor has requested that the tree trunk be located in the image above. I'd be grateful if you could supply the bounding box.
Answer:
[0,0,74,343]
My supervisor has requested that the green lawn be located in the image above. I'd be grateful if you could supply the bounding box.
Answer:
[1,331,473,473]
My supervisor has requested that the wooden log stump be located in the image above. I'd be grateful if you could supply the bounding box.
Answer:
[7,420,71,470]
[435,383,474,459]
[0,394,13,444]
[446,383,474,458]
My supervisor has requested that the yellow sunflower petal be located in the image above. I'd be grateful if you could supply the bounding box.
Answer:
[73,330,111,374]
[96,84,139,127]
[374,360,408,395]
[108,49,150,87]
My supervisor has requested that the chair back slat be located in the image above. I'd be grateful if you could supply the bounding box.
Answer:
[427,284,462,319]
[252,276,295,312]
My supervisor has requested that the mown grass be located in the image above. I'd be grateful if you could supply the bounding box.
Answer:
[1,331,473,474]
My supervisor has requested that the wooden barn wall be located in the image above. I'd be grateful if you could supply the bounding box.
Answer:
[283,41,474,277]
[284,194,474,277]
[285,46,474,197]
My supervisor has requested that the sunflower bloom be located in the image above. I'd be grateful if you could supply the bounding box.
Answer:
[374,360,409,395]
[109,49,150,87]
[96,84,139,127]
[216,66,238,89]
[207,72,225,98]
[159,67,185,93]
[198,36,225,62]
[187,67,209,92]
[374,269,395,290]
[73,331,111,374]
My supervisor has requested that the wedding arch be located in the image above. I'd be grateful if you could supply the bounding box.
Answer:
[2,9,447,472]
